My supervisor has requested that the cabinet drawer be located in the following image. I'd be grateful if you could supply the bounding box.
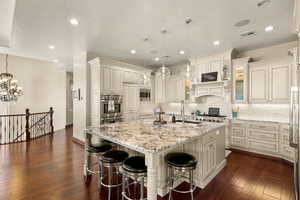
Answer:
[248,129,278,142]
[248,140,278,153]
[281,145,295,159]
[232,127,246,138]
[231,137,247,148]
[281,133,290,145]
[231,121,247,128]
[248,123,278,132]
[203,132,216,144]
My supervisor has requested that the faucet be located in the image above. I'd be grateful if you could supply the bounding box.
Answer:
[181,100,185,124]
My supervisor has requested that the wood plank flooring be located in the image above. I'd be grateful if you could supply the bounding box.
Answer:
[0,127,295,200]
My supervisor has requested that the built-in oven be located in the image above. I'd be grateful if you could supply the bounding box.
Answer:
[139,88,151,102]
[100,95,123,124]
[201,72,218,82]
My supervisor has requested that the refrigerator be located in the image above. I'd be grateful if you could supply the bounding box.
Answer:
[290,45,300,200]
[290,84,299,200]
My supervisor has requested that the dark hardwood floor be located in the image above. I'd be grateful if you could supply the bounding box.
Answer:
[0,127,295,200]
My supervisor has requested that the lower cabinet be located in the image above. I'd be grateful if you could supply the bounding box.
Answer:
[230,120,294,162]
[203,140,216,180]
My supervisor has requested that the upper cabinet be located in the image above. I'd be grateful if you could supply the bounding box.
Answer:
[232,58,250,103]
[165,76,185,102]
[249,64,290,104]
[192,59,224,83]
[155,76,166,103]
[101,66,123,94]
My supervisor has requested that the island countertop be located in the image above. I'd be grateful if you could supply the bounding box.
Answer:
[86,119,225,153]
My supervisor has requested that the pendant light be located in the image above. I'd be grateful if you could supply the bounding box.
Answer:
[0,55,23,102]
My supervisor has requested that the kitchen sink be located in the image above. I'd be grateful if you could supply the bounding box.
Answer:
[175,120,202,125]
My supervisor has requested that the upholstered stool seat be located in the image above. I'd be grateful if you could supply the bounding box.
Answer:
[87,143,112,153]
[165,152,197,168]
[101,150,129,163]
[123,156,147,173]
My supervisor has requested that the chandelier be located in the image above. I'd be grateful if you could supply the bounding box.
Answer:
[0,55,23,102]
[156,64,171,79]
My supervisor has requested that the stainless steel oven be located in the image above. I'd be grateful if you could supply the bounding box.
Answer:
[100,95,123,124]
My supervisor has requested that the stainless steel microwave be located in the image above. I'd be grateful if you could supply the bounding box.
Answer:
[201,72,218,82]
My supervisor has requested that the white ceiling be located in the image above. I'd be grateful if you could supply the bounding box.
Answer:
[0,0,16,47]
[0,0,297,69]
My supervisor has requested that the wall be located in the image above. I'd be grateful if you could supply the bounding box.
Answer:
[73,51,88,142]
[66,72,73,125]
[0,54,66,131]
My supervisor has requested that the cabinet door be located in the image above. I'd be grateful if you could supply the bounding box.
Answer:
[209,60,223,81]
[111,69,123,94]
[203,140,216,179]
[102,67,112,93]
[249,66,268,103]
[89,60,101,126]
[176,78,185,101]
[269,65,290,103]
[124,84,139,112]
[155,76,165,103]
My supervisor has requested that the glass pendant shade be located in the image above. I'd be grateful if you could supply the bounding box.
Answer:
[156,64,171,79]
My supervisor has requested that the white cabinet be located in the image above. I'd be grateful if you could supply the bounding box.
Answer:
[123,84,139,113]
[111,68,123,93]
[195,86,224,97]
[249,64,290,104]
[232,58,249,103]
[155,76,166,103]
[193,60,224,82]
[230,120,294,162]
[101,66,123,94]
[203,139,216,180]
[249,66,269,103]
[269,65,290,103]
[165,76,185,102]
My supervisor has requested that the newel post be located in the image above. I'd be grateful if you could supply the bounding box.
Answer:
[50,107,54,134]
[25,108,30,141]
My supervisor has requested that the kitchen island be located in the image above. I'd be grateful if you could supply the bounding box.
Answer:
[85,119,226,200]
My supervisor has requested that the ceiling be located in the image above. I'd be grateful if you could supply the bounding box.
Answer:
[0,0,297,69]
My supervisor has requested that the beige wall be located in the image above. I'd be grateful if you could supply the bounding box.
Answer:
[237,41,297,65]
[0,54,66,131]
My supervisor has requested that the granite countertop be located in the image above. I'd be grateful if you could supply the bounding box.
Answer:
[232,115,289,124]
[86,119,225,153]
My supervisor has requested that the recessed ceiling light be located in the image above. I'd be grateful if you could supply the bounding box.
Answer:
[154,57,160,61]
[130,49,136,54]
[49,45,55,50]
[265,25,274,32]
[213,41,220,46]
[53,59,59,63]
[179,50,185,55]
[69,18,79,26]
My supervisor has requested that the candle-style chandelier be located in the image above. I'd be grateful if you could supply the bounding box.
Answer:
[0,55,23,102]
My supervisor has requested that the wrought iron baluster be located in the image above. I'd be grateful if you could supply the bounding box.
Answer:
[8,116,10,143]
[16,116,19,142]
[13,116,15,143]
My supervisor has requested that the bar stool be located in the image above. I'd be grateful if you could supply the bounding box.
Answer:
[83,131,112,183]
[165,152,197,200]
[121,156,147,200]
[99,150,129,200]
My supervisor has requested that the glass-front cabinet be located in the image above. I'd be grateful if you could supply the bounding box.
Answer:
[232,57,250,103]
